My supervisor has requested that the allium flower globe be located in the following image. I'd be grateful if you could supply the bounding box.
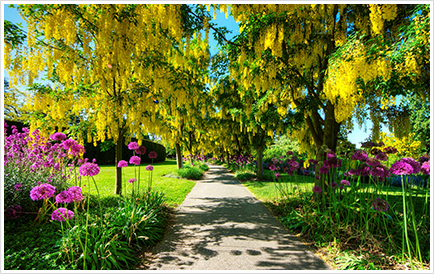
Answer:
[390,161,414,176]
[55,190,74,204]
[312,186,322,193]
[135,146,146,155]
[149,151,158,159]
[128,178,136,184]
[129,156,141,165]
[79,162,100,177]
[68,186,83,202]
[275,173,281,179]
[51,208,75,222]
[421,161,430,175]
[117,160,128,168]
[372,198,389,212]
[50,132,67,141]
[30,183,56,201]
[146,165,154,171]
[128,142,139,150]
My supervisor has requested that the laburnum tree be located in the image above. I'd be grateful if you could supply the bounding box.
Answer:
[4,4,199,195]
[221,4,428,186]
[146,30,212,169]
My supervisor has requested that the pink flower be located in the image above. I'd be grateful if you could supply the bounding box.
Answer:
[340,180,350,186]
[51,208,74,222]
[117,160,128,168]
[269,164,277,171]
[146,165,154,171]
[128,142,139,150]
[274,172,281,179]
[421,160,430,175]
[149,151,158,159]
[312,186,322,193]
[68,186,83,202]
[30,183,56,201]
[55,191,74,204]
[135,146,146,155]
[128,178,135,184]
[129,156,141,165]
[79,162,100,176]
[50,132,67,141]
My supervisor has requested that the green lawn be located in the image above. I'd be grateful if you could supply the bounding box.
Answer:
[74,159,196,207]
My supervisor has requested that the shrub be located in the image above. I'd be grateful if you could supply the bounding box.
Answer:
[174,165,204,180]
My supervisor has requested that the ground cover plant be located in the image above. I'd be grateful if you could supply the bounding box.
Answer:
[222,143,430,270]
[4,124,195,270]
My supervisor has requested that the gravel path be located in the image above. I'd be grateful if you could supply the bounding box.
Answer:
[145,164,330,270]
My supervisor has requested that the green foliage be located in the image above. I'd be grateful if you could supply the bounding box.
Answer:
[334,251,380,270]
[174,164,205,180]
[263,135,301,163]
[235,167,256,181]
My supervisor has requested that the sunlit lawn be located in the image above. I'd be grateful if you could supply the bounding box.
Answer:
[74,159,196,207]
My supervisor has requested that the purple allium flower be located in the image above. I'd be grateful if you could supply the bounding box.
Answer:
[421,161,430,175]
[358,164,370,176]
[275,172,281,179]
[288,160,299,171]
[55,191,74,204]
[135,146,146,155]
[269,164,277,171]
[30,183,56,201]
[129,156,141,165]
[369,166,386,178]
[376,152,388,162]
[69,143,85,157]
[79,162,100,176]
[351,150,368,161]
[51,208,74,222]
[117,160,128,168]
[312,186,322,193]
[327,151,336,158]
[128,142,139,150]
[50,132,67,141]
[62,139,77,150]
[366,157,380,167]
[331,182,338,188]
[309,159,319,165]
[372,198,389,212]
[149,151,158,159]
[340,179,350,186]
[418,155,430,164]
[361,141,375,148]
[319,166,329,174]
[348,168,360,176]
[390,161,414,176]
[400,157,421,174]
[286,151,293,156]
[14,183,23,191]
[383,146,398,154]
[5,205,22,219]
[128,178,135,184]
[68,186,83,202]
[323,157,341,168]
[146,165,154,171]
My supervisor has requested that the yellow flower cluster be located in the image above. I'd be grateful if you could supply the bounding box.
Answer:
[369,4,397,35]
[379,132,422,159]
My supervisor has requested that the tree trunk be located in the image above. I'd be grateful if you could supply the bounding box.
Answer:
[114,134,123,195]
[175,143,183,169]
[256,146,264,180]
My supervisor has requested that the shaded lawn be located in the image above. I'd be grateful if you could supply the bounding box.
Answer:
[73,159,196,207]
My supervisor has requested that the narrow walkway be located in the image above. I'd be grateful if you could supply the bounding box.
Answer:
[146,164,330,270]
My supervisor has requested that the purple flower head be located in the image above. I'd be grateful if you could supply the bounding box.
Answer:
[135,146,146,155]
[68,186,83,202]
[390,161,413,176]
[358,164,370,176]
[50,132,67,141]
[117,160,128,168]
[128,142,139,150]
[288,160,300,172]
[286,151,293,156]
[319,166,329,174]
[30,183,56,201]
[5,205,22,219]
[309,159,319,165]
[369,166,386,178]
[327,150,336,159]
[421,161,430,175]
[323,157,341,169]
[79,162,100,176]
[331,182,338,188]
[348,168,360,176]
[400,157,421,174]
[146,165,154,171]
[340,179,350,186]
[312,186,322,193]
[361,141,375,148]
[366,157,380,167]
[55,191,74,204]
[372,198,389,212]
[69,143,85,157]
[51,208,74,222]
[14,183,23,192]
[418,155,430,164]
[274,172,281,179]
[383,146,398,154]
[149,151,158,159]
[269,164,277,171]
[62,139,77,150]
[376,152,388,162]
[351,150,368,161]
[128,178,135,184]
[129,156,141,165]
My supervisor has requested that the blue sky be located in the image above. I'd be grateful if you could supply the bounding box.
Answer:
[3,4,372,147]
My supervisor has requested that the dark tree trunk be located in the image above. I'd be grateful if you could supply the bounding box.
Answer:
[175,143,183,169]
[114,134,123,195]
[256,146,264,180]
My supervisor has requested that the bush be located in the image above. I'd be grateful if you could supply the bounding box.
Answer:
[235,169,256,181]
[174,165,204,180]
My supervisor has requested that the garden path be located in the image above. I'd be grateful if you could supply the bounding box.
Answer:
[143,164,330,270]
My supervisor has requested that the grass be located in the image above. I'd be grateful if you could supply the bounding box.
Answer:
[75,159,196,206]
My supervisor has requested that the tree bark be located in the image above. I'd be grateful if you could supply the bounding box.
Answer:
[175,143,183,169]
[256,146,264,180]
[114,133,123,195]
